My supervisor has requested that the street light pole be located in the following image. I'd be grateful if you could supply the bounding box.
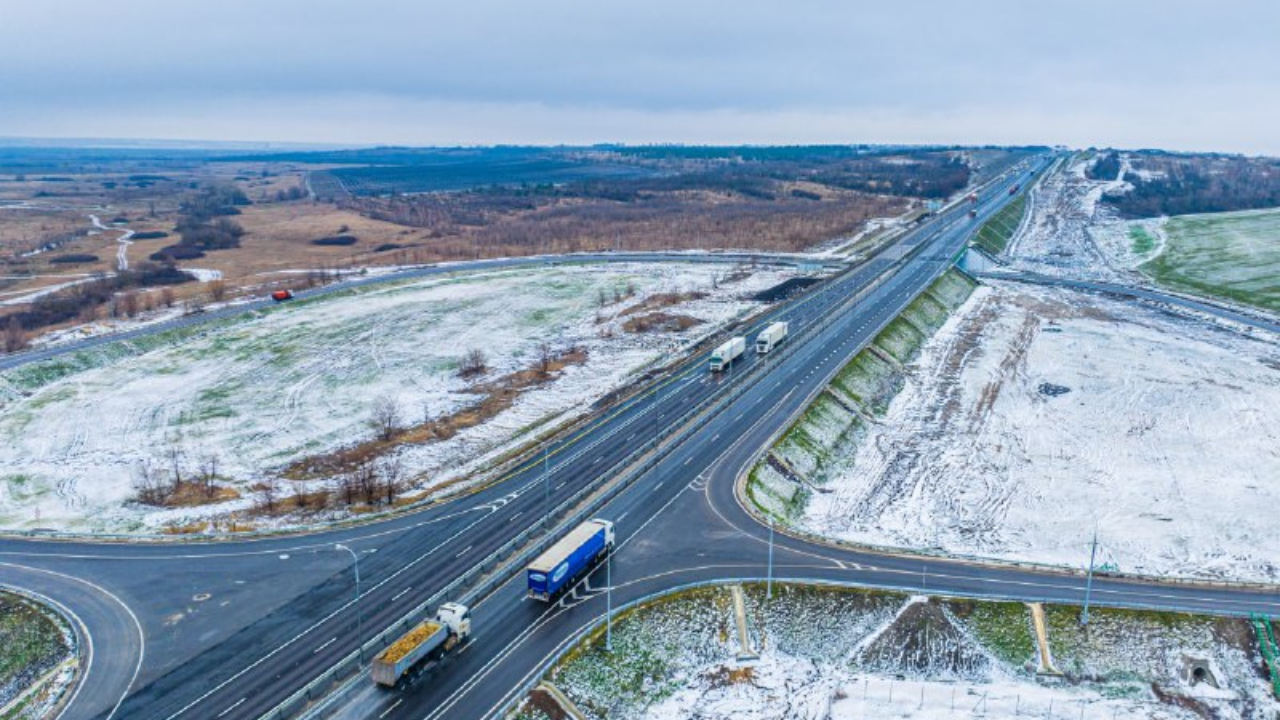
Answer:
[767,517,775,600]
[335,544,363,665]
[542,446,550,531]
[1082,529,1098,626]
[605,546,613,653]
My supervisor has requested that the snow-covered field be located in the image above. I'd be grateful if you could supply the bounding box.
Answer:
[802,281,1280,583]
[1005,155,1137,282]
[0,262,794,533]
[516,584,1276,720]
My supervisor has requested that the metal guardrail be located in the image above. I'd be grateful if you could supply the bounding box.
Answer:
[255,163,1049,719]
[493,566,1280,720]
[732,167,1280,594]
[255,211,945,720]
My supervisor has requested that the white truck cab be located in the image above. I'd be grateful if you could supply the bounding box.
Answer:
[437,602,472,641]
[592,518,616,549]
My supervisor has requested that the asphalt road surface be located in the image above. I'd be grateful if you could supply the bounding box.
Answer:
[18,154,1273,720]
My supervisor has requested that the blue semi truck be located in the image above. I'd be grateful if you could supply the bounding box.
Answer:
[526,518,615,601]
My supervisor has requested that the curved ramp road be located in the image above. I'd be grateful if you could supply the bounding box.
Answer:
[977,269,1280,335]
[0,563,144,720]
[15,156,1260,720]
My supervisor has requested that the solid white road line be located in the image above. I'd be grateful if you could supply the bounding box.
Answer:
[216,698,246,718]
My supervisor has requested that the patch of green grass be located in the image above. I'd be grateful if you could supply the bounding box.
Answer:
[1139,207,1280,313]
[552,586,729,716]
[1128,226,1156,255]
[0,592,71,696]
[950,600,1036,669]
[2,475,47,504]
[747,269,976,520]
[973,193,1029,255]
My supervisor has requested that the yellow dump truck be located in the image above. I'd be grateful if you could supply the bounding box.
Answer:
[371,603,471,687]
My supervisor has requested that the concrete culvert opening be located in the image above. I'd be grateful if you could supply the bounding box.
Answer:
[1181,655,1219,688]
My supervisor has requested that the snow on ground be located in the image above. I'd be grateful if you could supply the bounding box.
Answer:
[526,584,1272,720]
[179,267,222,282]
[1005,155,1138,282]
[0,262,793,533]
[802,280,1280,583]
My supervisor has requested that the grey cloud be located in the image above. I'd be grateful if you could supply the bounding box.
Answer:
[1,0,1277,152]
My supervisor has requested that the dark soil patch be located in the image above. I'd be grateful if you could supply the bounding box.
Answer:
[856,599,991,679]
[752,276,819,302]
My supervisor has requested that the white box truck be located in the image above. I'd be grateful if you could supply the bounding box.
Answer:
[755,321,789,354]
[371,603,472,687]
[709,336,746,372]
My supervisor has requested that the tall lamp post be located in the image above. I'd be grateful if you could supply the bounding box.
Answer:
[767,517,775,600]
[1081,529,1098,626]
[543,446,550,532]
[606,545,613,652]
[335,544,363,665]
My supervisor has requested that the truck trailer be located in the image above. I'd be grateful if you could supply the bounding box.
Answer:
[371,602,471,687]
[527,518,615,601]
[709,336,747,372]
[755,322,789,354]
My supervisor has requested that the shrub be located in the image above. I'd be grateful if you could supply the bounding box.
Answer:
[132,231,170,240]
[311,235,359,246]
[150,245,206,261]
[49,253,99,264]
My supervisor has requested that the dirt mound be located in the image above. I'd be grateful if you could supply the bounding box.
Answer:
[856,599,991,680]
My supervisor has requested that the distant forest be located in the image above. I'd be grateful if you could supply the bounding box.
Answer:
[287,147,1006,256]
[1099,151,1280,218]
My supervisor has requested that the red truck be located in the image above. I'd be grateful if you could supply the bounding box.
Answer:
[271,289,294,302]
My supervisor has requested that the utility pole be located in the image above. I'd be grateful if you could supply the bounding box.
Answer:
[1082,529,1098,626]
[767,517,775,600]
[335,544,363,665]
[606,545,613,652]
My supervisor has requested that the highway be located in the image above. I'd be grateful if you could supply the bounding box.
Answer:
[11,152,1275,720]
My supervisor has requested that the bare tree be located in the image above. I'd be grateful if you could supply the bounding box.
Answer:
[159,287,176,308]
[258,477,280,515]
[536,341,555,376]
[119,291,140,318]
[196,453,220,499]
[339,472,358,507]
[352,459,379,505]
[207,279,228,303]
[379,456,404,506]
[132,460,168,505]
[165,445,185,495]
[368,396,403,442]
[3,317,26,354]
[458,348,488,378]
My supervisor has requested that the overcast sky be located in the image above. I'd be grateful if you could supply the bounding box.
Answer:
[2,1,1277,153]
